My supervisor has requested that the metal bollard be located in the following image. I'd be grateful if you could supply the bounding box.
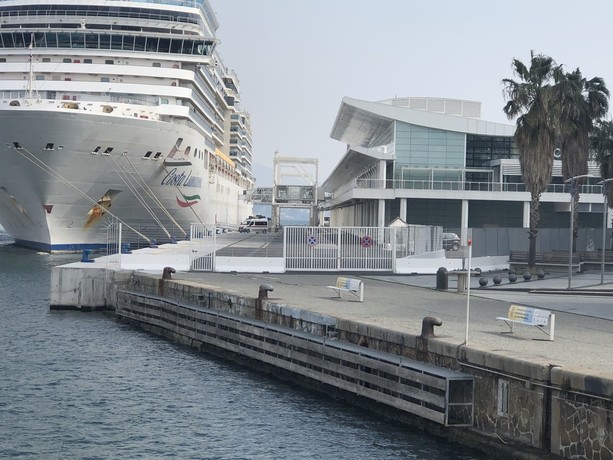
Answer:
[258,283,274,300]
[255,283,274,320]
[435,267,448,290]
[162,266,175,280]
[419,316,443,339]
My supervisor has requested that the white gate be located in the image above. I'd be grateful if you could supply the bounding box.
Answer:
[190,224,216,271]
[106,221,121,265]
[284,226,395,271]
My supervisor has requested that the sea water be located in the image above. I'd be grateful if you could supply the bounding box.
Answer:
[0,232,485,459]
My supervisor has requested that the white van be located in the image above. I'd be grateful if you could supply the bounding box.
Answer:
[238,217,269,233]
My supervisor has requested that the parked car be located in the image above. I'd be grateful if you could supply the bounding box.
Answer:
[443,232,460,251]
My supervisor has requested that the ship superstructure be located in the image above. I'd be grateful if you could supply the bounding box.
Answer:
[0,0,254,251]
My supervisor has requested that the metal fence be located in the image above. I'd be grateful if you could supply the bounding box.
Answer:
[189,224,216,271]
[106,221,121,264]
[284,226,403,271]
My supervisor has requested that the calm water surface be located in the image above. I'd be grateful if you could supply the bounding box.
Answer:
[0,233,486,459]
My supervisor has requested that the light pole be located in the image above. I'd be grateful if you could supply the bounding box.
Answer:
[597,178,613,285]
[564,174,592,289]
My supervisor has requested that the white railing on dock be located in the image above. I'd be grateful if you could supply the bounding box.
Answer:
[190,223,216,271]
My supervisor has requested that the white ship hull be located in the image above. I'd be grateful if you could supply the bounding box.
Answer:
[0,104,251,251]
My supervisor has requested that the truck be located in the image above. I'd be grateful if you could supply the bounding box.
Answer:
[238,216,270,233]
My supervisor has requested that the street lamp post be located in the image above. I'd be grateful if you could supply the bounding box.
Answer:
[597,178,613,285]
[564,174,592,289]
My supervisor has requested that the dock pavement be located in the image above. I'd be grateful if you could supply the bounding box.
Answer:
[173,270,613,379]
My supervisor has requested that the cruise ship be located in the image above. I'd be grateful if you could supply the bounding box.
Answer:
[0,0,254,252]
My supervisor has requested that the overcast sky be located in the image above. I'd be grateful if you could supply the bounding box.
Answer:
[212,0,613,186]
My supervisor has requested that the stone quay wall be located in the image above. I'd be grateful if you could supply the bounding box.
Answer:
[112,272,613,459]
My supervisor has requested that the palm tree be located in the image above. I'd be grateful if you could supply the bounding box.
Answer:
[554,68,609,251]
[503,52,558,270]
[591,119,613,248]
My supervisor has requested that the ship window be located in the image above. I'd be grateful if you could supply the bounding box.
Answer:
[193,149,197,158]
[13,142,22,149]
[36,75,45,80]
[153,152,162,159]
[146,37,159,52]
[45,143,54,151]
[123,36,135,51]
[63,58,72,63]
[92,146,101,155]
[160,98,168,104]
[84,58,93,64]
[111,36,122,50]
[85,35,98,49]
[100,77,110,82]
[42,58,50,63]
[143,151,152,158]
[152,62,161,67]
[0,58,5,63]
[103,147,113,155]
[105,59,114,65]
[134,37,146,52]
[158,38,171,53]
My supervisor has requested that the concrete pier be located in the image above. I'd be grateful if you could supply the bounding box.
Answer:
[50,261,613,460]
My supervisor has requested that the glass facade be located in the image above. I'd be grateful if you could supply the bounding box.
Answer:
[394,122,464,180]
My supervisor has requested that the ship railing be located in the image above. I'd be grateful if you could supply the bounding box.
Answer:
[0,5,199,26]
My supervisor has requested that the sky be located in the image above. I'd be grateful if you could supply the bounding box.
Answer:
[212,0,613,186]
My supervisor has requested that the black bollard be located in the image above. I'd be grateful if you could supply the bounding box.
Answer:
[255,284,274,320]
[420,316,443,339]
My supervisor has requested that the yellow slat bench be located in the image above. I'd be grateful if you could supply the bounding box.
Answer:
[327,277,364,302]
[496,304,555,341]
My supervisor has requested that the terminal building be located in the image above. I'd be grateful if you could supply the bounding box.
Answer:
[321,96,606,247]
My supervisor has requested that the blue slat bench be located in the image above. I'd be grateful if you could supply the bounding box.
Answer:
[496,304,555,341]
[327,277,364,302]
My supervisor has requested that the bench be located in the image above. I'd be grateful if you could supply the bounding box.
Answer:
[508,250,582,271]
[327,277,364,302]
[496,304,555,341]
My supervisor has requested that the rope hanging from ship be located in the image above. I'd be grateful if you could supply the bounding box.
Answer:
[103,153,174,239]
[118,153,189,236]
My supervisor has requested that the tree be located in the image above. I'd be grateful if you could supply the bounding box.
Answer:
[591,119,613,248]
[502,52,558,270]
[554,68,609,251]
